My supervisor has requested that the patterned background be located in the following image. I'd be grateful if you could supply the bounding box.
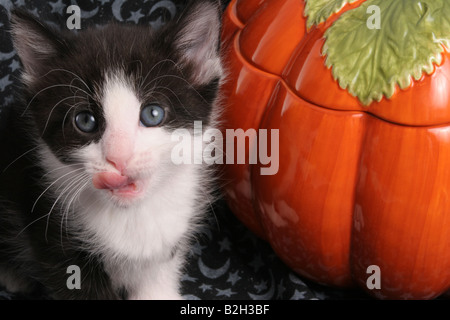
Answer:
[0,0,371,300]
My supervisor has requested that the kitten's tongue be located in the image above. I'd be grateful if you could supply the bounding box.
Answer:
[93,172,130,190]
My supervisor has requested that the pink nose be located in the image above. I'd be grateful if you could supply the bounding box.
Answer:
[106,157,127,173]
[103,129,134,174]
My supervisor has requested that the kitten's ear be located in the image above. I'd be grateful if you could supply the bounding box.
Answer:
[173,0,222,85]
[9,9,67,83]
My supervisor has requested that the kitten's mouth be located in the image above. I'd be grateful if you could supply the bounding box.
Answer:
[93,172,143,198]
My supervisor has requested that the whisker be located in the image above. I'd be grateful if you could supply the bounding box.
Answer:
[40,163,84,180]
[62,101,89,140]
[149,90,181,120]
[69,177,92,215]
[139,59,178,91]
[47,172,85,242]
[43,170,89,241]
[151,85,194,118]
[59,173,90,246]
[142,73,208,105]
[199,186,220,231]
[69,77,92,106]
[65,176,91,222]
[22,84,93,117]
[59,172,89,216]
[1,145,40,174]
[13,156,85,239]
[41,95,80,137]
[15,214,50,238]
[41,68,93,94]
[31,167,85,213]
[130,59,144,89]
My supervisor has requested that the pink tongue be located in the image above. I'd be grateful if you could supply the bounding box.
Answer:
[93,172,130,190]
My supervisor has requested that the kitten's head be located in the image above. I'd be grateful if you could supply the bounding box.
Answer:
[9,0,222,207]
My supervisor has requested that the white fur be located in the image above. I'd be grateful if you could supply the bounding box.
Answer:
[37,72,209,299]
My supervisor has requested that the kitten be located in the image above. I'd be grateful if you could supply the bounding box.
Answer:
[0,0,222,299]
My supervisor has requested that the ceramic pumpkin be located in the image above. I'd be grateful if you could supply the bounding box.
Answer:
[220,0,450,299]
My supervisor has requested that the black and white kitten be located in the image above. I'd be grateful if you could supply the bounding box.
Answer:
[0,0,222,299]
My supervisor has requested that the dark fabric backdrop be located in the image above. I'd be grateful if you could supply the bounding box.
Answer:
[0,0,370,300]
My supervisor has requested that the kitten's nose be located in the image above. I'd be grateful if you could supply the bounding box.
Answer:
[103,128,134,174]
[106,157,127,174]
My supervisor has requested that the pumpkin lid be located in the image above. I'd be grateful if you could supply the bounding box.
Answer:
[234,0,450,126]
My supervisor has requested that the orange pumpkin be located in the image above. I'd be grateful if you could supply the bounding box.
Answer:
[220,0,450,299]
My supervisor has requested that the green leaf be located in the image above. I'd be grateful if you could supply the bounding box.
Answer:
[322,0,450,105]
[427,0,450,50]
[304,0,359,28]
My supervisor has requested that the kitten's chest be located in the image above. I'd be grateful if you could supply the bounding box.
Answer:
[73,176,198,260]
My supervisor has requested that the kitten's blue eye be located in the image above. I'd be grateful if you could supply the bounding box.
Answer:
[75,111,97,133]
[140,104,165,127]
